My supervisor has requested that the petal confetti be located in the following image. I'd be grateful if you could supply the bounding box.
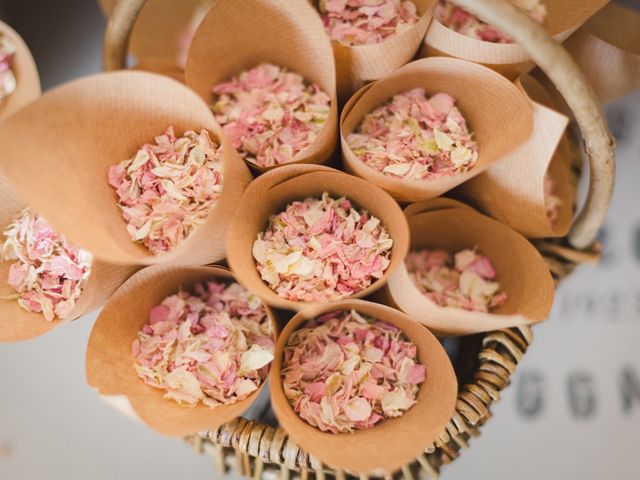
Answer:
[0,33,17,104]
[543,172,561,225]
[133,281,274,408]
[211,63,331,168]
[435,0,547,43]
[318,0,419,46]
[1,208,93,321]
[405,247,507,312]
[347,88,478,180]
[108,127,224,255]
[253,192,393,302]
[282,309,425,433]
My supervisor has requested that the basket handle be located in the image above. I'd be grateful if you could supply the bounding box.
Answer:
[103,0,615,250]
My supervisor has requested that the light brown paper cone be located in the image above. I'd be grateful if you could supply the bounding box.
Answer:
[340,57,533,203]
[452,75,573,238]
[0,172,137,343]
[226,164,410,311]
[269,299,457,474]
[0,20,40,122]
[185,0,338,174]
[133,59,185,83]
[382,199,554,337]
[86,265,278,436]
[421,0,609,80]
[564,3,640,105]
[0,71,252,266]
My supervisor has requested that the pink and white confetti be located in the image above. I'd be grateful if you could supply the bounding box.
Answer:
[133,281,274,408]
[252,192,393,303]
[211,63,331,168]
[108,127,224,256]
[347,88,477,180]
[282,309,425,433]
[0,33,17,103]
[1,208,93,321]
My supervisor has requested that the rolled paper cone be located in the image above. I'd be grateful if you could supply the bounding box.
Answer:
[564,3,640,105]
[382,199,554,337]
[269,299,457,474]
[421,0,610,80]
[133,59,185,83]
[0,20,40,122]
[185,0,338,174]
[340,57,533,203]
[0,173,138,343]
[452,75,573,238]
[0,71,252,266]
[86,265,278,436]
[226,164,410,311]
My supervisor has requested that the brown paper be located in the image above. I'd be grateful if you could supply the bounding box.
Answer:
[0,172,137,343]
[564,3,640,105]
[382,199,554,337]
[0,20,40,122]
[421,0,610,80]
[226,164,410,311]
[185,0,338,173]
[453,75,573,238]
[340,57,533,203]
[86,265,278,436]
[0,71,252,266]
[133,59,185,84]
[269,299,457,474]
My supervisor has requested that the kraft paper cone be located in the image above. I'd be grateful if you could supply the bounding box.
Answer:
[0,71,252,266]
[133,59,185,84]
[340,57,533,203]
[452,76,573,238]
[86,265,278,436]
[382,199,554,337]
[269,299,457,474]
[564,3,640,105]
[226,164,410,311]
[0,173,137,343]
[421,0,609,80]
[312,0,437,101]
[185,0,338,173]
[0,20,40,122]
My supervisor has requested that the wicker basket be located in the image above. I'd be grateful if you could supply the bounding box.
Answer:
[102,0,615,477]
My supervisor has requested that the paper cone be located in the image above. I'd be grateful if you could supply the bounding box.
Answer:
[86,265,278,436]
[226,164,410,311]
[0,71,252,266]
[0,20,40,122]
[269,299,457,474]
[421,0,609,80]
[340,57,533,203]
[452,75,573,238]
[133,59,185,83]
[381,199,554,337]
[185,0,338,174]
[564,3,640,105]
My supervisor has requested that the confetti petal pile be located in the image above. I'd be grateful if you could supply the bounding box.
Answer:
[318,0,419,46]
[211,63,331,168]
[133,281,274,407]
[405,248,507,312]
[282,309,425,433]
[108,127,224,255]
[435,0,547,43]
[347,88,477,180]
[253,192,393,303]
[543,172,561,225]
[1,208,93,321]
[0,33,17,103]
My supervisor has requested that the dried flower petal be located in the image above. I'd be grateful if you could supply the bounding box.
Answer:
[318,0,419,46]
[543,172,561,225]
[253,192,393,302]
[435,0,547,43]
[282,309,425,433]
[0,33,17,103]
[1,208,93,321]
[405,247,507,312]
[347,88,477,180]
[211,63,331,168]
[133,281,274,408]
[108,127,224,255]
